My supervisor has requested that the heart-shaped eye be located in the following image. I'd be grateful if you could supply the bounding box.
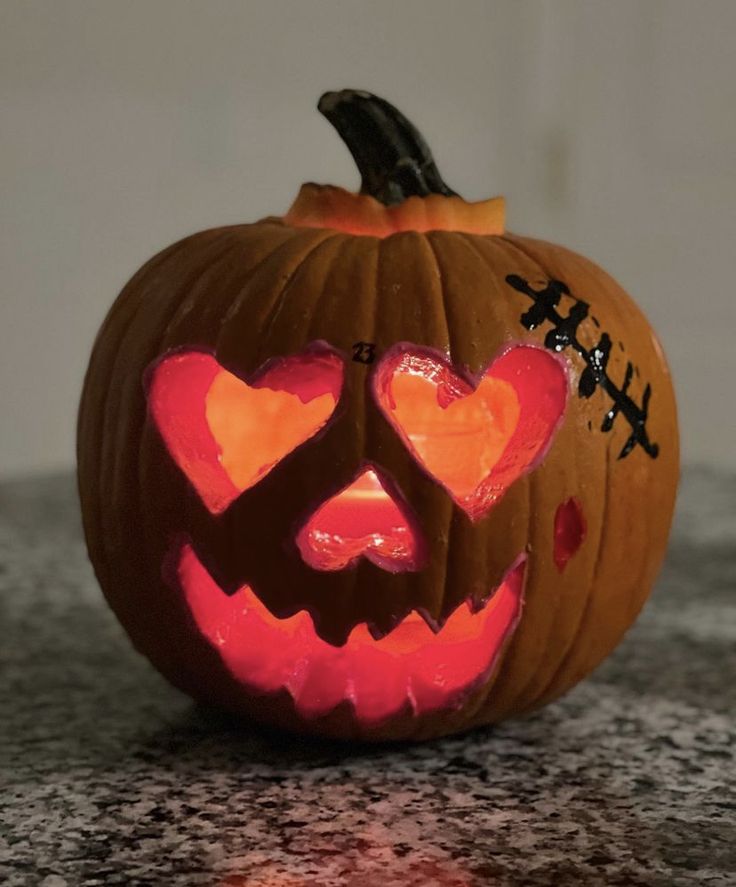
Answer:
[373,344,568,520]
[148,346,343,514]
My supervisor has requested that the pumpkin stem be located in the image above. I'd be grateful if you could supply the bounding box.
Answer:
[318,89,458,206]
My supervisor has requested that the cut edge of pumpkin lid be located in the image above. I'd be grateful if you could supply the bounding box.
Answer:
[283,184,506,238]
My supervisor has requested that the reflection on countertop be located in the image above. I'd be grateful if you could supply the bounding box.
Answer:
[1,469,734,887]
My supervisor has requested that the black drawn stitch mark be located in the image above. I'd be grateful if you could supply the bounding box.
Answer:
[505,274,659,460]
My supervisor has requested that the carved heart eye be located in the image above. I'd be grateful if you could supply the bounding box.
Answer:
[148,346,343,514]
[373,344,568,520]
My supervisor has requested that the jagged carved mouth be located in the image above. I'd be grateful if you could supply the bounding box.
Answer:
[148,342,564,721]
[177,544,526,723]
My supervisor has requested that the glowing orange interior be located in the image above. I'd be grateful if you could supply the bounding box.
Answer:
[206,372,336,493]
[389,371,520,501]
[149,341,568,723]
[374,345,569,520]
[148,348,343,513]
[179,544,526,722]
[296,467,424,572]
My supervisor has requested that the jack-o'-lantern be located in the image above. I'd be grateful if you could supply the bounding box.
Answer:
[77,90,678,741]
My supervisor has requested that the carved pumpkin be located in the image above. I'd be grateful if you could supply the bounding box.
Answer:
[77,90,678,741]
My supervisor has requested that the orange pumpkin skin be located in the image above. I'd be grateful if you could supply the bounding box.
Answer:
[77,93,678,741]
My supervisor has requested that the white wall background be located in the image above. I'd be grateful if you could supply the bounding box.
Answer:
[2,0,735,478]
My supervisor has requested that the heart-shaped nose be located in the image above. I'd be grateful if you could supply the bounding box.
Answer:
[295,467,426,573]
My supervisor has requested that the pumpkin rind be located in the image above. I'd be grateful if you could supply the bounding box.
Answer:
[78,218,678,741]
[78,90,678,741]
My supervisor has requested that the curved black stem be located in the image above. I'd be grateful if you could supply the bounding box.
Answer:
[318,89,458,206]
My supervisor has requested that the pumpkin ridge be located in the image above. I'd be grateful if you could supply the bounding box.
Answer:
[494,232,654,714]
[79,292,139,585]
[78,244,170,571]
[486,233,600,715]
[364,235,457,630]
[214,226,311,328]
[312,234,382,636]
[256,231,347,359]
[419,232,459,629]
[506,236,605,714]
[175,241,399,645]
[108,234,238,546]
[422,233,535,632]
[455,234,569,718]
[131,234,255,641]
[423,231,456,359]
[456,232,532,341]
[453,234,539,707]
[80,238,191,576]
[431,234,520,719]
[90,232,236,644]
[351,234,386,625]
[530,437,614,711]
[214,228,338,357]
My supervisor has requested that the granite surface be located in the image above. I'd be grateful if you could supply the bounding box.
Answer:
[1,469,734,887]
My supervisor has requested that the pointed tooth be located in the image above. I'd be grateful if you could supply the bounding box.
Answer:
[310,610,353,648]
[367,605,418,641]
[367,618,397,642]
[469,578,505,615]
[415,607,443,635]
[468,594,488,616]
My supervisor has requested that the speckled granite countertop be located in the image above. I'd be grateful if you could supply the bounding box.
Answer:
[1,469,734,887]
